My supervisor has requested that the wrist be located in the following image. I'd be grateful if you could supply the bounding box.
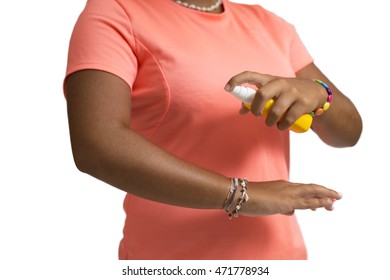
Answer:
[311,79,333,116]
[222,178,249,219]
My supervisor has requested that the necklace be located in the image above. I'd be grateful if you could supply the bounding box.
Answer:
[174,0,223,12]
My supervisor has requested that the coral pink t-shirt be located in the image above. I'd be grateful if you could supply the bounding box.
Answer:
[65,0,313,259]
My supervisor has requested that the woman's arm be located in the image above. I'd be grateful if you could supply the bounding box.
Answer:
[65,69,341,216]
[296,63,363,147]
[225,63,363,147]
[65,69,227,210]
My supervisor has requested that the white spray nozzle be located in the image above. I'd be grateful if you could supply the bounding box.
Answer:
[230,86,257,105]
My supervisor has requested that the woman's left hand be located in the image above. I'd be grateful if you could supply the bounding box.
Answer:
[224,71,327,130]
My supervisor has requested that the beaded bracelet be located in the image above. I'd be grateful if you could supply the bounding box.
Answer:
[223,178,249,219]
[230,178,249,219]
[311,79,333,116]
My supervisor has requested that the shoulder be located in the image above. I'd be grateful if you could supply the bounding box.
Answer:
[81,0,169,21]
[75,0,135,31]
[80,0,132,17]
[227,1,294,33]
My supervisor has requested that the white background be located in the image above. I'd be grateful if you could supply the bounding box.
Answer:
[1,0,388,279]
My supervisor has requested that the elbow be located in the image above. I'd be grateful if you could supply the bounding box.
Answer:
[344,105,364,147]
[339,133,361,148]
[72,152,92,174]
[347,129,363,147]
[313,109,363,148]
[70,143,103,176]
[345,115,363,147]
[330,116,363,148]
[313,120,363,148]
[72,151,94,175]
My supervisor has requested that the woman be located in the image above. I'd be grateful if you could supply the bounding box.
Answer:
[64,0,362,259]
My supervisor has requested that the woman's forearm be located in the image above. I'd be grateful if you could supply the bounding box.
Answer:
[66,70,229,210]
[310,88,363,147]
[71,122,229,210]
[296,63,363,147]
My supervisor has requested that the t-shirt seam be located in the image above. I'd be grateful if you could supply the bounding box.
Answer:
[115,0,171,139]
[115,0,137,49]
[131,37,172,139]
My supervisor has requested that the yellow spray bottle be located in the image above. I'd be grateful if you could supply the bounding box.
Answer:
[230,86,312,133]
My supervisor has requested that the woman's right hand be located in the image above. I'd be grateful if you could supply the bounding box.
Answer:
[239,180,342,216]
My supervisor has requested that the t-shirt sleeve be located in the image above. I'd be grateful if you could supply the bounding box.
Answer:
[64,0,137,90]
[255,5,313,74]
[287,24,313,73]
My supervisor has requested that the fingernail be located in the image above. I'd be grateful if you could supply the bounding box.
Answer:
[224,84,231,91]
[338,192,343,198]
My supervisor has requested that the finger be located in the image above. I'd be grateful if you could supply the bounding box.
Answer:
[325,203,335,211]
[250,81,282,117]
[239,103,250,115]
[224,71,275,92]
[250,89,270,117]
[275,102,306,131]
[262,94,295,128]
[324,197,340,211]
[302,184,343,200]
[296,197,335,210]
[293,184,342,210]
[320,197,336,210]
[282,210,295,216]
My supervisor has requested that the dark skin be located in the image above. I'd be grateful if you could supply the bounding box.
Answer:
[65,61,361,216]
[226,65,362,147]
